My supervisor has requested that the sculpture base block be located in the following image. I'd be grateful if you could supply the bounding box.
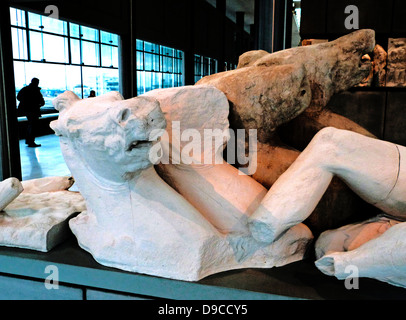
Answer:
[70,211,313,281]
[0,191,86,252]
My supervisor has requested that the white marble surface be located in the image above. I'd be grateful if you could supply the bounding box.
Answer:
[0,177,85,252]
[51,89,313,281]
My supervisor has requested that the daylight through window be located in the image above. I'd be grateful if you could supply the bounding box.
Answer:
[136,39,184,95]
[10,7,120,116]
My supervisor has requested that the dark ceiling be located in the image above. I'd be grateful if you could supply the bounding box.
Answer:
[205,0,301,33]
[205,0,255,32]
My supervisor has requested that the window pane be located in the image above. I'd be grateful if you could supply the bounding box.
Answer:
[176,50,183,59]
[162,55,173,73]
[136,51,144,70]
[144,72,152,92]
[12,9,121,117]
[102,68,120,93]
[16,62,73,113]
[70,39,81,64]
[64,65,82,93]
[81,41,99,66]
[80,26,99,41]
[203,57,210,76]
[162,73,174,88]
[100,31,118,45]
[81,67,99,97]
[145,53,160,72]
[101,45,118,68]
[161,46,174,57]
[101,44,112,67]
[82,67,119,97]
[10,8,26,27]
[210,59,218,74]
[137,71,145,95]
[69,23,80,38]
[42,33,69,63]
[39,64,68,112]
[136,39,143,51]
[136,40,183,93]
[144,41,159,53]
[13,61,28,98]
[152,72,161,90]
[175,74,183,87]
[174,58,183,74]
[111,46,118,68]
[42,15,67,35]
[28,12,67,35]
[27,12,42,30]
[29,31,43,61]
[11,28,28,60]
[194,55,201,76]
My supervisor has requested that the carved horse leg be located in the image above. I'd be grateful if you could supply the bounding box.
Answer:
[249,126,406,243]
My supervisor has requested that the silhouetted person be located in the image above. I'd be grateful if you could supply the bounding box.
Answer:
[88,90,96,98]
[17,78,45,147]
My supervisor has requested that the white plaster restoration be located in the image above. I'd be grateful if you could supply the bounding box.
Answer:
[51,88,313,281]
[0,176,85,252]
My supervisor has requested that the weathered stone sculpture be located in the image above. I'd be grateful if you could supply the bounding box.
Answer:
[244,126,406,288]
[315,221,406,288]
[315,214,402,258]
[386,38,406,87]
[197,29,376,182]
[373,44,388,87]
[197,29,378,234]
[0,176,85,252]
[0,178,23,211]
[356,53,374,87]
[21,176,74,194]
[143,86,266,234]
[51,89,313,281]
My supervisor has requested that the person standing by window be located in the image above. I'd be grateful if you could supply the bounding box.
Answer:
[17,77,44,147]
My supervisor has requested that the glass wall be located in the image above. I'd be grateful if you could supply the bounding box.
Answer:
[136,39,184,95]
[291,0,301,47]
[10,7,120,115]
[194,54,218,83]
[224,61,237,72]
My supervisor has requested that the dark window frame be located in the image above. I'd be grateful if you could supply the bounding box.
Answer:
[136,39,184,96]
[10,7,120,116]
[194,54,218,84]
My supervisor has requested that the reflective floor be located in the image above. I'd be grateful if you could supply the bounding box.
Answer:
[19,134,71,181]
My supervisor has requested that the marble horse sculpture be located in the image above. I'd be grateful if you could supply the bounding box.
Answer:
[0,176,85,252]
[51,87,406,287]
[50,89,313,281]
[197,29,380,236]
[197,29,377,188]
[245,126,406,288]
[52,87,406,287]
[143,85,406,288]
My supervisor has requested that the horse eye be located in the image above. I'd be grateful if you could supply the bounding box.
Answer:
[118,108,131,123]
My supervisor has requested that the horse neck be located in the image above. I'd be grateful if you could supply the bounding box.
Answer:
[60,138,141,232]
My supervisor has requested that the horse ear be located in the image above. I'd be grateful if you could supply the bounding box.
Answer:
[53,91,80,112]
